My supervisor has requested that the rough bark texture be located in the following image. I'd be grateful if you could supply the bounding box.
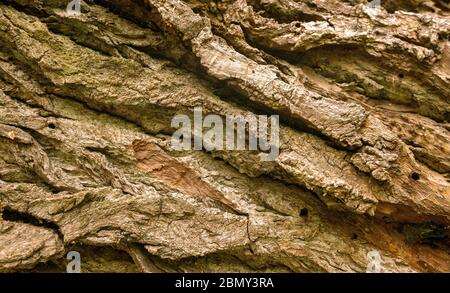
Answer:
[0,0,449,272]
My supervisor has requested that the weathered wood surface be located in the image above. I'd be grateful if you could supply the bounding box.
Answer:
[0,0,449,272]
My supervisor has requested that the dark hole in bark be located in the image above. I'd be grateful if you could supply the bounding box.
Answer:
[299,208,309,217]
[48,122,56,129]
[1,208,64,239]
[411,172,420,180]
[351,233,358,240]
[295,23,301,28]
[438,34,450,41]
[398,73,405,79]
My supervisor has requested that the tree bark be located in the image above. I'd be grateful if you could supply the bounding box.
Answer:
[0,0,449,272]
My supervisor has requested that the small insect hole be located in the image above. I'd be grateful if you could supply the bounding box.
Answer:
[398,73,405,79]
[299,208,309,218]
[411,172,420,181]
[351,233,358,240]
[48,123,56,129]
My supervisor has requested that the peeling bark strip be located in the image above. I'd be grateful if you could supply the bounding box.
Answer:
[131,139,243,214]
[0,0,449,272]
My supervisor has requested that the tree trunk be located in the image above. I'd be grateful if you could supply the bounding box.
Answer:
[0,0,449,272]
